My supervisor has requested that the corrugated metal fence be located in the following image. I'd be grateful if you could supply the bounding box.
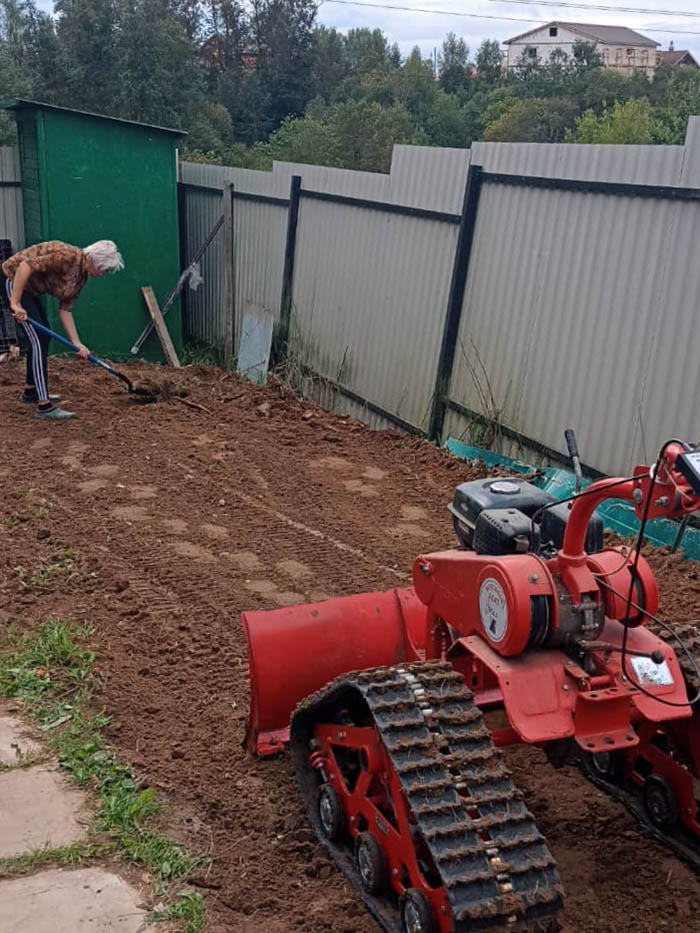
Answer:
[0,147,23,251]
[179,120,700,476]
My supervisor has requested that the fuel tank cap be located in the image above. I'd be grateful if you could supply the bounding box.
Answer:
[489,480,521,495]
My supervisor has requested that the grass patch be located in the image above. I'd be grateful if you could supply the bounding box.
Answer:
[0,619,206,930]
[0,841,114,878]
[180,339,231,369]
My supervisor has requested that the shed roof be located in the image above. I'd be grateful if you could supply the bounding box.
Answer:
[505,21,658,48]
[0,99,186,138]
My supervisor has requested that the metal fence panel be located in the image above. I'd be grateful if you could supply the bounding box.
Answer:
[291,197,459,431]
[179,162,288,348]
[180,120,700,474]
[0,147,23,250]
[448,125,700,476]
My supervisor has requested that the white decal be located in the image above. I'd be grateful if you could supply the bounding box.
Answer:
[479,578,508,643]
[630,656,673,687]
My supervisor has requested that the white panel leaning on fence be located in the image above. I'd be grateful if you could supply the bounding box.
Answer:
[125,116,700,475]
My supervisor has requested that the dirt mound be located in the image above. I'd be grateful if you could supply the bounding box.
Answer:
[2,357,700,932]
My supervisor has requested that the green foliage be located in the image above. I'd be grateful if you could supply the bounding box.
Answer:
[247,98,418,172]
[3,0,700,171]
[566,98,657,144]
[474,39,502,85]
[438,32,469,95]
[0,619,206,929]
[483,97,579,143]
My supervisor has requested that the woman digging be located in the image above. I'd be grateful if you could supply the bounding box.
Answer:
[2,239,124,420]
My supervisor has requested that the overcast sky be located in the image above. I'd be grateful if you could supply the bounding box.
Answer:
[315,0,700,63]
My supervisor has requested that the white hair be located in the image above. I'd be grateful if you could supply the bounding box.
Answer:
[84,240,124,273]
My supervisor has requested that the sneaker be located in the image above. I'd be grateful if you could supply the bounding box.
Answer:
[21,391,62,404]
[36,407,75,421]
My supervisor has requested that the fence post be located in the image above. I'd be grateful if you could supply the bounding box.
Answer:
[222,182,235,366]
[176,182,188,335]
[427,163,483,444]
[278,174,302,361]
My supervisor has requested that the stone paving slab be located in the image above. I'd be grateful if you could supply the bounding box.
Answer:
[0,716,40,765]
[0,767,86,857]
[0,867,151,932]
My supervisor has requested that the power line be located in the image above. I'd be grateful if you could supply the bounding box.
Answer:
[489,0,700,21]
[321,0,700,37]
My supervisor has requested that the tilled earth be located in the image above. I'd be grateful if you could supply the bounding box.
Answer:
[2,358,700,932]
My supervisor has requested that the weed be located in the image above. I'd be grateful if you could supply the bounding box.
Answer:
[149,889,207,933]
[0,842,113,878]
[181,340,232,369]
[12,551,79,591]
[0,620,206,929]
[3,515,19,530]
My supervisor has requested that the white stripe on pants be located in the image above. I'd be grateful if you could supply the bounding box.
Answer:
[5,278,49,401]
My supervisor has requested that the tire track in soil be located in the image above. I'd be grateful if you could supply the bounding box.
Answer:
[2,361,700,933]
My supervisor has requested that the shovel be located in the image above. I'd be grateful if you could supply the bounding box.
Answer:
[28,319,135,393]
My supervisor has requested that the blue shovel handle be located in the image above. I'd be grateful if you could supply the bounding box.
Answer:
[28,319,134,392]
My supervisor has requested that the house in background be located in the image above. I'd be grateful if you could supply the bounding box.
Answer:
[658,42,699,68]
[504,22,659,78]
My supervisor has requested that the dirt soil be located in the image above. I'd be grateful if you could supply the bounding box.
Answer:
[2,358,700,933]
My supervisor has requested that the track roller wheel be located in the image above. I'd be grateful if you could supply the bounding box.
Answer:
[588,749,620,780]
[643,775,678,831]
[399,888,436,933]
[317,783,344,841]
[355,831,387,895]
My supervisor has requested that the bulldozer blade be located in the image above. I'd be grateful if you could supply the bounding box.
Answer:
[241,586,425,756]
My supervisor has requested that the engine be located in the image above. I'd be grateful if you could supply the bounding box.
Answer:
[448,476,603,558]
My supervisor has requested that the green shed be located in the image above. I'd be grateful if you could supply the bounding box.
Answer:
[1,99,185,361]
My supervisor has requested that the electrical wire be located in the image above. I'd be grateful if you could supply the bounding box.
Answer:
[596,576,700,706]
[487,0,700,19]
[529,472,639,542]
[321,0,700,38]
[616,439,700,708]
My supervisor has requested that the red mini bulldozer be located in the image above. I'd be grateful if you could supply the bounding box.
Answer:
[242,436,700,933]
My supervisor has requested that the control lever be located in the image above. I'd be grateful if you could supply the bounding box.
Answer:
[565,428,583,499]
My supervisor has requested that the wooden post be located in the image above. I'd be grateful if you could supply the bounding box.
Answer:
[141,286,182,367]
[223,182,235,366]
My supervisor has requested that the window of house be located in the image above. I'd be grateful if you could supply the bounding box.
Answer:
[527,46,537,58]
[626,48,634,56]
[641,49,648,64]
[616,47,623,62]
[549,26,558,37]
[602,48,609,63]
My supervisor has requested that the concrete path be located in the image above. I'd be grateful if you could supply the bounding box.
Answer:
[0,712,153,933]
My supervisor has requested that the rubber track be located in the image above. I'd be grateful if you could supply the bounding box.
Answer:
[578,754,700,873]
[291,661,563,933]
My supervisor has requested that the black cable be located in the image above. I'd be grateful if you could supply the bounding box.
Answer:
[597,577,700,707]
[529,472,639,542]
[618,439,698,708]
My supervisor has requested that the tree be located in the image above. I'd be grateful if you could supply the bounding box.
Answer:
[438,32,469,95]
[249,0,317,134]
[565,98,657,144]
[652,68,700,144]
[309,26,348,102]
[53,0,121,114]
[326,99,417,171]
[474,39,502,85]
[483,97,579,142]
[344,27,398,76]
